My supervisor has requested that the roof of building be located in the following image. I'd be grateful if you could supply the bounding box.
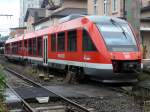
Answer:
[51,8,87,17]
[33,8,87,26]
[24,8,46,22]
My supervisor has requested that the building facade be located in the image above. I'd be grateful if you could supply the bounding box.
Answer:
[142,0,150,7]
[19,0,43,27]
[24,8,46,33]
[28,0,87,32]
[88,0,124,17]
[88,0,150,59]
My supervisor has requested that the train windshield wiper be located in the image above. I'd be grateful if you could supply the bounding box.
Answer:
[110,19,127,39]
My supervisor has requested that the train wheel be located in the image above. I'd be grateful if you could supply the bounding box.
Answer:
[64,71,76,84]
[64,66,84,84]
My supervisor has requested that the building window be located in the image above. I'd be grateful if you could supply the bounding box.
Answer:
[82,29,97,51]
[112,0,118,12]
[93,0,98,14]
[67,30,77,52]
[57,32,65,52]
[51,34,56,52]
[104,0,108,15]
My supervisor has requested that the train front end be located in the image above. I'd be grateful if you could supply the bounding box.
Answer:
[89,16,142,83]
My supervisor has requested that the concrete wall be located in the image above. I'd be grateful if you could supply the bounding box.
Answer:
[141,31,150,58]
[26,15,35,33]
[142,0,150,7]
[63,0,87,9]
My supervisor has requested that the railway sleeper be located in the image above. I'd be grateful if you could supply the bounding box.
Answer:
[65,106,95,112]
[35,105,66,112]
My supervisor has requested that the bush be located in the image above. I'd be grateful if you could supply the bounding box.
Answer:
[0,65,6,111]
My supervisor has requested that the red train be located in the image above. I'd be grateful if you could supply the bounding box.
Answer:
[5,15,143,83]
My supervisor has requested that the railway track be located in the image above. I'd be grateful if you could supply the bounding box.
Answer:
[5,82,35,112]
[1,59,145,111]
[5,67,94,112]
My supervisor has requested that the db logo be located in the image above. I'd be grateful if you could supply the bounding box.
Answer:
[123,53,130,59]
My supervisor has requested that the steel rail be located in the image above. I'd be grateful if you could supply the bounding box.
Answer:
[5,67,91,112]
[5,82,35,112]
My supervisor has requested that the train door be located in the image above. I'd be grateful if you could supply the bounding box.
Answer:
[43,35,48,66]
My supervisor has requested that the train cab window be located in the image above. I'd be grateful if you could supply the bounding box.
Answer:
[51,34,56,52]
[67,30,77,52]
[82,29,97,51]
[28,39,32,55]
[33,38,36,56]
[37,37,42,56]
[57,32,65,52]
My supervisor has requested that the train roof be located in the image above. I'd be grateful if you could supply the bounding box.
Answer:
[87,15,127,24]
[5,15,128,43]
[5,35,23,44]
[58,14,127,24]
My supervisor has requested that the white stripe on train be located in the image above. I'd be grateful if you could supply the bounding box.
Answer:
[5,55,143,69]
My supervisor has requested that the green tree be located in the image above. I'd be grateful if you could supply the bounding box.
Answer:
[0,35,9,41]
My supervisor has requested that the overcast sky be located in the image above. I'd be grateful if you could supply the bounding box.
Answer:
[0,0,20,36]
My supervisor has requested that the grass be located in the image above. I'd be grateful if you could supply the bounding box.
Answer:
[138,72,150,81]
[0,65,6,112]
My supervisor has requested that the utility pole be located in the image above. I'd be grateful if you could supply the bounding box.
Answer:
[126,0,141,43]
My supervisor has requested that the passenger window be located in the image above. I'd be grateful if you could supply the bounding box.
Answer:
[19,41,22,52]
[33,38,36,56]
[51,34,56,52]
[24,40,27,49]
[57,32,65,52]
[28,39,32,55]
[37,37,42,56]
[19,41,22,47]
[67,30,77,52]
[82,29,97,51]
[12,43,14,54]
[15,42,18,54]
